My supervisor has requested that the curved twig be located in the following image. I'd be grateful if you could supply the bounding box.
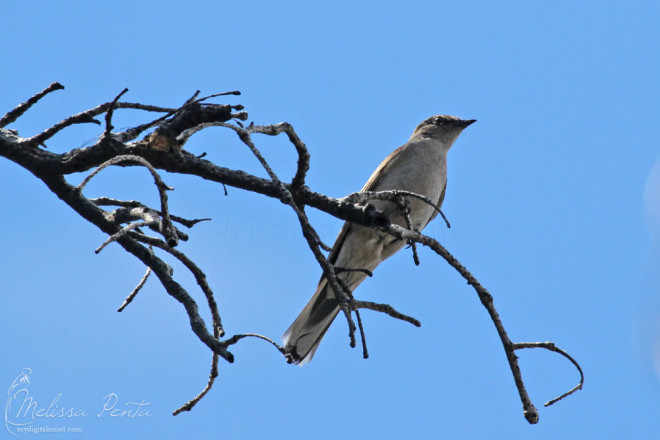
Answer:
[513,341,584,407]
[345,189,451,229]
[79,154,178,246]
[247,122,310,192]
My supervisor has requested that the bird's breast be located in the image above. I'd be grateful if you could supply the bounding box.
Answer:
[373,147,447,230]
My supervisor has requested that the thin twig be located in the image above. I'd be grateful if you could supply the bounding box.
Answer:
[0,82,64,128]
[335,267,373,277]
[118,266,152,312]
[173,320,221,416]
[91,197,210,228]
[176,122,230,145]
[119,111,177,143]
[79,154,178,246]
[335,277,358,349]
[27,112,101,147]
[513,341,584,407]
[172,351,219,415]
[354,309,369,359]
[182,90,201,106]
[96,221,150,253]
[247,122,310,191]
[438,210,451,229]
[394,195,421,265]
[194,91,241,103]
[220,333,286,354]
[102,206,189,242]
[90,197,145,207]
[138,234,224,337]
[352,300,421,327]
[345,189,451,229]
[103,88,129,138]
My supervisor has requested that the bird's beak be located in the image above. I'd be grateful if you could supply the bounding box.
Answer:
[459,119,477,128]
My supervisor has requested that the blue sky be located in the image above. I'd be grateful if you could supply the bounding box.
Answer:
[1,1,659,438]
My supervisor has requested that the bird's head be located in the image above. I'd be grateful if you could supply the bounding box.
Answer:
[411,115,476,147]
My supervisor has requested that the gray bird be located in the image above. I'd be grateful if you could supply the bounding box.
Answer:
[283,115,475,364]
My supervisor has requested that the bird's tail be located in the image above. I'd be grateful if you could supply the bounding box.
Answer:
[283,279,339,365]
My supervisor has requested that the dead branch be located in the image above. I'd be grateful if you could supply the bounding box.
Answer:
[0,82,64,128]
[0,83,583,424]
[118,266,152,312]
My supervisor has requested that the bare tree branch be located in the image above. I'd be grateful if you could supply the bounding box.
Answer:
[90,197,210,228]
[0,83,583,424]
[79,154,178,246]
[352,300,421,327]
[0,82,64,128]
[512,341,584,407]
[103,88,129,138]
[118,266,152,312]
[247,122,310,192]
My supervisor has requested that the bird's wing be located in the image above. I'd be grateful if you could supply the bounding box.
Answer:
[322,144,407,273]
[359,144,405,194]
